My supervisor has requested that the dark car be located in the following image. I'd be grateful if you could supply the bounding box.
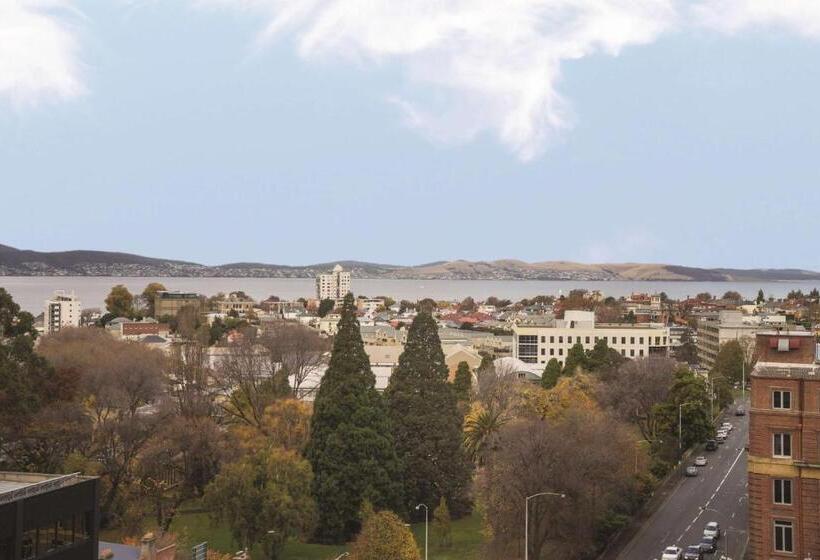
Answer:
[735,406,746,416]
[700,535,717,553]
[684,545,704,559]
[705,439,717,451]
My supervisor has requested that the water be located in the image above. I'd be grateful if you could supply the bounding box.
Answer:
[2,276,819,314]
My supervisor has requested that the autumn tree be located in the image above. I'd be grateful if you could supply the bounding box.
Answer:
[105,284,135,317]
[205,449,316,560]
[386,312,473,519]
[261,322,328,399]
[433,497,452,548]
[349,510,421,560]
[305,294,402,543]
[141,282,167,317]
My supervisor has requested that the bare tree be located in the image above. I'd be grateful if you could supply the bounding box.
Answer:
[596,356,679,443]
[261,322,329,398]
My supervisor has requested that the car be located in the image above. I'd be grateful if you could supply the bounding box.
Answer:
[716,435,726,444]
[703,521,721,539]
[661,546,683,560]
[721,422,733,432]
[695,456,708,466]
[699,535,717,553]
[705,439,718,451]
[684,545,704,559]
[685,466,698,477]
[735,406,746,416]
[716,429,727,438]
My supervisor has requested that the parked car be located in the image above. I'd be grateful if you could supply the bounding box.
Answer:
[695,456,708,466]
[721,422,733,432]
[704,521,721,539]
[684,545,704,559]
[700,535,717,553]
[662,546,683,560]
[716,429,727,438]
[716,434,726,444]
[705,439,718,451]
[735,406,746,416]
[685,466,699,477]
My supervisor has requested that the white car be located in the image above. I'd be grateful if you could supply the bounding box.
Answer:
[695,456,708,466]
[721,422,733,432]
[703,521,721,539]
[661,545,683,560]
[716,430,727,438]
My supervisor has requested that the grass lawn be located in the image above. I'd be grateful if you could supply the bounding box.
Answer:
[166,506,484,560]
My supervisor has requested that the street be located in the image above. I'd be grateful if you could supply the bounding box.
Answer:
[618,399,749,560]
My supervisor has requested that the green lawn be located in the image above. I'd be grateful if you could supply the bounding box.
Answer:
[167,506,484,560]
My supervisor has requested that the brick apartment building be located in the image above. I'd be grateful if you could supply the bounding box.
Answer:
[748,329,820,559]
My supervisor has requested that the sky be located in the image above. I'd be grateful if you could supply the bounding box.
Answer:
[1,0,820,268]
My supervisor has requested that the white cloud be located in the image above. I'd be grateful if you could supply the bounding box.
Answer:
[0,0,84,106]
[692,0,820,38]
[201,0,678,160]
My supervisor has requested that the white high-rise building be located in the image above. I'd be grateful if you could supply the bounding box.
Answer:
[44,291,81,333]
[315,264,351,302]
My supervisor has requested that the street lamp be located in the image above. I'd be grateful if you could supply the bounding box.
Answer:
[525,491,566,560]
[415,503,428,560]
[679,401,699,451]
[707,375,728,420]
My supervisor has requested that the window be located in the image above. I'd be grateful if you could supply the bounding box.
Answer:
[559,336,563,343]
[630,349,635,357]
[655,336,660,345]
[567,336,572,344]
[774,520,794,553]
[559,348,564,356]
[585,336,590,344]
[611,336,616,344]
[774,479,793,505]
[517,335,538,364]
[773,390,792,410]
[639,349,644,357]
[540,348,545,355]
[630,336,635,344]
[550,349,554,356]
[541,336,545,343]
[639,337,644,344]
[550,336,554,343]
[774,433,792,457]
[621,336,626,344]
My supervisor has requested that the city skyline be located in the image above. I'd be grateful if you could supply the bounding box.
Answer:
[3,2,820,268]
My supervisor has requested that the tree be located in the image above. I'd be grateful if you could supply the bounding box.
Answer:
[386,312,473,520]
[417,298,437,312]
[452,361,472,401]
[562,341,589,376]
[675,329,698,365]
[541,358,562,389]
[712,340,748,384]
[433,497,452,548]
[141,282,166,317]
[204,449,316,560]
[261,322,329,399]
[305,294,402,543]
[586,338,624,372]
[695,292,713,301]
[317,298,335,318]
[349,510,420,560]
[458,297,476,312]
[756,289,765,305]
[722,290,742,302]
[105,284,135,317]
[655,369,713,452]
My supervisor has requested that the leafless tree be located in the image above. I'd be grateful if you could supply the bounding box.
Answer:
[260,322,329,398]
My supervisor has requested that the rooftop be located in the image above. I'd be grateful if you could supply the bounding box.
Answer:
[0,471,85,504]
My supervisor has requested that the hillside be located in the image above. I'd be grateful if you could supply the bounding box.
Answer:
[1,244,818,281]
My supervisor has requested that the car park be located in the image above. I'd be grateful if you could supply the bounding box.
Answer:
[700,535,717,553]
[694,456,708,466]
[705,439,717,451]
[703,521,721,539]
[661,546,683,560]
[684,545,704,559]
[685,466,698,477]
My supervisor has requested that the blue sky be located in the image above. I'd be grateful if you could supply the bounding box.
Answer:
[2,1,819,268]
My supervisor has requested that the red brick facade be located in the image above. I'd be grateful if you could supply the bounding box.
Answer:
[748,331,820,559]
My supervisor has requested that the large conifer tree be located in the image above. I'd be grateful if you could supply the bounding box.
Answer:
[386,312,473,520]
[305,293,402,543]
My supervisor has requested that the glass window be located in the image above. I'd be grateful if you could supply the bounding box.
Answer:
[540,348,545,355]
[611,337,616,344]
[559,336,563,343]
[559,348,564,356]
[550,336,554,343]
[540,336,545,343]
[567,336,572,344]
[550,349,554,356]
[630,336,635,344]
[774,520,794,552]
[774,479,792,505]
[585,336,590,344]
[639,337,644,344]
[630,349,635,357]
[639,349,644,357]
[773,390,792,410]
[621,337,626,344]
[774,433,792,457]
[517,335,538,364]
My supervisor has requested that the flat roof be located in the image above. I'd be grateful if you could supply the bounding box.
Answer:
[0,472,85,504]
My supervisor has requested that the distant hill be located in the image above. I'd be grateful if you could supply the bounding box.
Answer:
[1,244,819,282]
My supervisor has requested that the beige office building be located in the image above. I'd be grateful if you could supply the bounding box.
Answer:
[44,290,81,333]
[315,264,351,302]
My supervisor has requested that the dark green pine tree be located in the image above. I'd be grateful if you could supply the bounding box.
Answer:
[562,341,589,376]
[452,361,472,401]
[541,358,562,389]
[586,338,624,372]
[386,312,473,520]
[305,293,403,544]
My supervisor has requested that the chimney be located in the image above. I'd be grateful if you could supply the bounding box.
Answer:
[140,533,157,560]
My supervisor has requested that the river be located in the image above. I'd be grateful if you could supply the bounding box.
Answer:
[2,276,819,314]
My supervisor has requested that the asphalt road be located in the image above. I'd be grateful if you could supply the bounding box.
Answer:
[618,399,749,560]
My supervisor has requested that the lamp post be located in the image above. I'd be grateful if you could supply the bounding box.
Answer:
[679,401,698,451]
[708,375,727,421]
[415,504,428,560]
[525,492,565,560]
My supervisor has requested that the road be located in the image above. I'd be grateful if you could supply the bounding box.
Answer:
[618,399,749,560]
